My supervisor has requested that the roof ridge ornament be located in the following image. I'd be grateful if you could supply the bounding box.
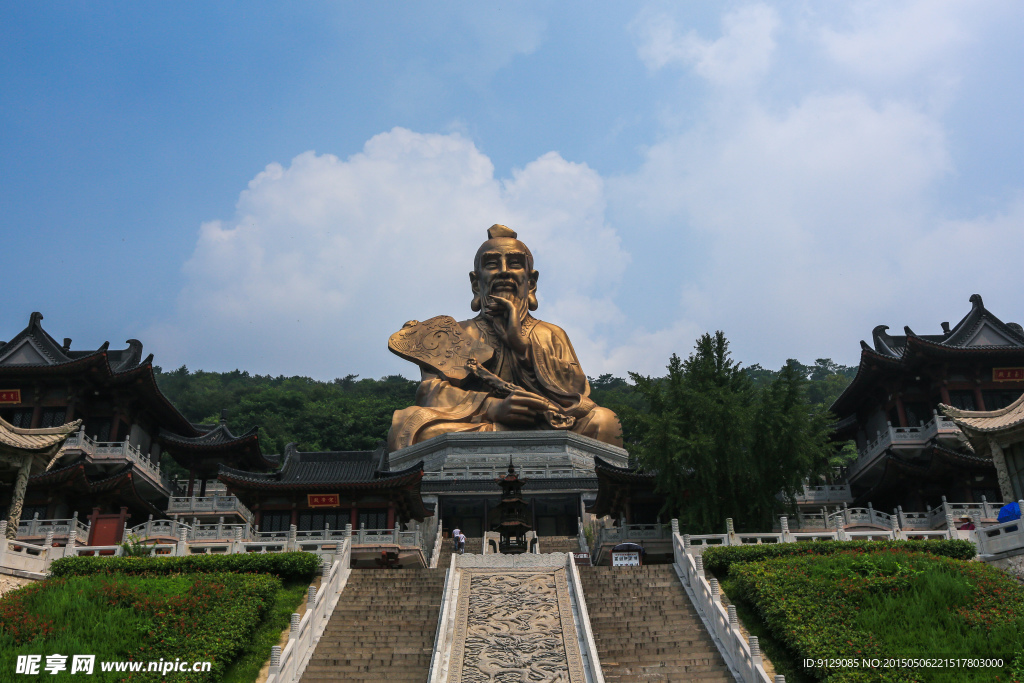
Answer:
[970,293,984,308]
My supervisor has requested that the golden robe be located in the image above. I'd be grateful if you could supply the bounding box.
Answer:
[387,314,620,450]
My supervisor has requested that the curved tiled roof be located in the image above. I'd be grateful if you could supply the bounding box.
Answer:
[218,445,423,491]
[832,295,1024,416]
[0,312,146,373]
[0,417,80,454]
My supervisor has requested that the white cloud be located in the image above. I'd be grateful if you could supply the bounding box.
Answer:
[818,1,971,82]
[633,4,779,85]
[149,129,629,380]
[612,86,956,366]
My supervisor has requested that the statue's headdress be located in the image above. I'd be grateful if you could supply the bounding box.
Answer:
[472,224,538,312]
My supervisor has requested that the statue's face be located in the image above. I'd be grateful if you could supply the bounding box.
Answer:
[471,239,538,310]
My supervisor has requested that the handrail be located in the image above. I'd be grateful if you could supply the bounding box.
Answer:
[266,535,353,683]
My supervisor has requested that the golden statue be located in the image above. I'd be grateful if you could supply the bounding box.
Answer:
[387,225,623,450]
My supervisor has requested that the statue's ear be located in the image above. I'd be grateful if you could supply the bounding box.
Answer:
[470,271,481,312]
[528,270,539,311]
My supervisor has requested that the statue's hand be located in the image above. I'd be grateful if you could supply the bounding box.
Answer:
[485,295,528,355]
[485,390,560,427]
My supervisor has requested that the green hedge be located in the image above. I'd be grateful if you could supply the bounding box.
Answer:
[1,572,281,683]
[728,550,1022,682]
[49,551,322,582]
[702,539,975,577]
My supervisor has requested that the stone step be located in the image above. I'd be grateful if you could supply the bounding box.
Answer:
[298,568,446,683]
[579,565,731,683]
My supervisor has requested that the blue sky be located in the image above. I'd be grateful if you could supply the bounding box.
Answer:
[2,2,1023,380]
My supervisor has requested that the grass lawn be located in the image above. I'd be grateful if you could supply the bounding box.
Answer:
[0,572,287,682]
[719,549,1024,682]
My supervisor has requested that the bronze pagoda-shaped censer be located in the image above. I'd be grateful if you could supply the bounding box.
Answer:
[495,459,531,554]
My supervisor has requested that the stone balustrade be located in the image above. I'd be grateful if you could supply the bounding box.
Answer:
[64,428,171,492]
[594,522,671,547]
[787,497,1003,533]
[167,493,254,525]
[17,512,89,544]
[847,412,961,481]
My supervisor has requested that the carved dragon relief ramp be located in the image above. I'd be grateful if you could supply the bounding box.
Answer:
[430,554,602,683]
[451,568,584,683]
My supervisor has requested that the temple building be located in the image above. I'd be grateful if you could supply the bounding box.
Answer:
[831,295,1024,511]
[217,444,433,566]
[943,393,1024,503]
[0,312,268,543]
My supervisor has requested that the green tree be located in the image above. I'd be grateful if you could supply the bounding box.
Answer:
[630,332,837,534]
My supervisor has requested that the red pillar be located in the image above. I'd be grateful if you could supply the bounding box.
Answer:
[290,507,298,528]
[350,507,358,529]
[939,385,951,405]
[387,503,396,530]
[895,394,908,427]
[974,387,986,412]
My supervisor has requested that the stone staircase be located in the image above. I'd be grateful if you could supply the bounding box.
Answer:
[299,567,445,682]
[579,565,732,682]
[537,535,581,553]
[435,536,484,568]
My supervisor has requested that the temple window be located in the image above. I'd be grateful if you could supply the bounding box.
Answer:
[358,510,388,529]
[948,390,976,411]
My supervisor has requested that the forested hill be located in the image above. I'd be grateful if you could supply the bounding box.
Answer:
[154,357,856,457]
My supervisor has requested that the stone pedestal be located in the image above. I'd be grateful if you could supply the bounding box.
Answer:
[390,431,630,538]
[388,430,629,481]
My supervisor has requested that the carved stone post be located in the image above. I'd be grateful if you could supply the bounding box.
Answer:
[290,612,300,635]
[709,578,720,603]
[289,524,298,552]
[695,555,704,578]
[177,525,188,556]
[683,534,691,552]
[725,517,736,545]
[307,585,317,608]
[671,518,679,536]
[780,516,790,542]
[270,646,281,668]
[749,635,763,668]
[728,604,738,628]
[5,454,33,539]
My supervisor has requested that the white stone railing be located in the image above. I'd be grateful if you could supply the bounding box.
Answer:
[17,513,89,544]
[594,522,671,547]
[789,498,1004,532]
[65,428,171,492]
[167,494,254,525]
[267,539,352,683]
[429,520,444,568]
[847,412,961,481]
[791,483,852,505]
[976,515,1024,557]
[672,521,775,683]
[577,519,590,556]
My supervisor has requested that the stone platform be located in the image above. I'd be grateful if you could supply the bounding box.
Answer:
[389,431,630,537]
[388,431,629,482]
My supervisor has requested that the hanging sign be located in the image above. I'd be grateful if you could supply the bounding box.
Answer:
[307,494,340,508]
[0,389,21,404]
[611,551,640,567]
[573,552,592,566]
[993,368,1024,382]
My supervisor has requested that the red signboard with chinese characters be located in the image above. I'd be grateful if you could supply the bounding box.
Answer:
[0,389,21,404]
[993,368,1024,382]
[307,494,340,508]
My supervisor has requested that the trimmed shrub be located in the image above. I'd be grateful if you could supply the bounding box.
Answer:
[49,551,321,582]
[0,572,281,682]
[702,539,975,577]
[728,549,1023,682]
